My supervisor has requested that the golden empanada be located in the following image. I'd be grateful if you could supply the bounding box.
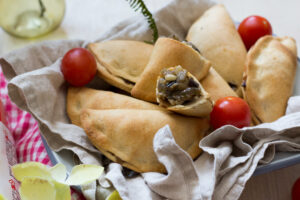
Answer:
[131,37,211,103]
[88,40,153,93]
[80,109,210,173]
[186,4,247,90]
[200,68,238,102]
[67,87,164,126]
[243,36,297,124]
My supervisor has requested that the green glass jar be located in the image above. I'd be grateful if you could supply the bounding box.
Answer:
[0,0,65,38]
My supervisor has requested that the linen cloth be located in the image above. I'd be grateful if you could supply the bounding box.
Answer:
[1,0,300,199]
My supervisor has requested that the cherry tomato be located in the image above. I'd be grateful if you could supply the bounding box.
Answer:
[238,15,272,50]
[292,177,300,200]
[210,96,251,129]
[61,48,97,87]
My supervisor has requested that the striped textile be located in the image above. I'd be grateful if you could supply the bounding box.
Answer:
[0,68,51,166]
[0,67,84,200]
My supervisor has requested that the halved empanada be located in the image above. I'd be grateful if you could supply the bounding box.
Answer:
[243,36,297,124]
[87,40,153,93]
[80,109,210,173]
[67,87,164,126]
[131,37,211,103]
[186,4,247,90]
[156,66,213,117]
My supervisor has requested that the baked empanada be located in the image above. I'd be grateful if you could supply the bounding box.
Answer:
[131,37,211,103]
[80,109,210,173]
[200,68,238,102]
[156,66,213,117]
[67,87,164,126]
[243,36,297,124]
[87,40,153,93]
[186,4,247,90]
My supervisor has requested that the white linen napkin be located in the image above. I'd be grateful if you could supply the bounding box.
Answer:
[1,0,300,199]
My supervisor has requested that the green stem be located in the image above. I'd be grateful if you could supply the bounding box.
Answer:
[125,0,159,44]
[39,0,46,17]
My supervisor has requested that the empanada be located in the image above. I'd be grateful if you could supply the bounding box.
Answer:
[156,66,213,117]
[67,87,164,126]
[186,4,247,90]
[243,36,297,124]
[88,40,153,93]
[131,37,211,103]
[200,68,238,102]
[80,109,210,173]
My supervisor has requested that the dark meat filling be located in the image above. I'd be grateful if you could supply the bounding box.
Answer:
[157,66,201,106]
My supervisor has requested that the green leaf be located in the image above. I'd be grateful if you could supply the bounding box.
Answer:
[65,164,104,185]
[50,163,67,183]
[12,162,52,182]
[125,0,158,44]
[19,177,56,200]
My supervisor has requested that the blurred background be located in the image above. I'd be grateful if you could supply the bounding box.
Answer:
[0,0,299,57]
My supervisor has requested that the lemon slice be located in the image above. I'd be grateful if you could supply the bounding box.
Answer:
[12,162,51,181]
[53,180,71,200]
[106,190,122,200]
[65,164,104,185]
[19,177,56,200]
[50,163,67,183]
[0,194,6,200]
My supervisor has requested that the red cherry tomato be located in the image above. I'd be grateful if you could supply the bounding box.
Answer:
[292,177,300,200]
[238,15,272,50]
[210,96,251,129]
[61,48,97,87]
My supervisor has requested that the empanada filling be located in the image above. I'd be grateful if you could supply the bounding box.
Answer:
[170,36,201,53]
[182,40,201,53]
[157,66,201,106]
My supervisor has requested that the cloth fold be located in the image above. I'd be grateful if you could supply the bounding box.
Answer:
[144,125,202,200]
[1,0,300,199]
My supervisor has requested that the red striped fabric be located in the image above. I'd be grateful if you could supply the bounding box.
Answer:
[0,67,84,200]
[0,68,51,166]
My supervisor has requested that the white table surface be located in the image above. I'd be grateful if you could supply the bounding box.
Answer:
[1,0,299,199]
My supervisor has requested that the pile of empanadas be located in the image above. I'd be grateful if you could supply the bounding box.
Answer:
[67,87,210,173]
[66,4,298,173]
